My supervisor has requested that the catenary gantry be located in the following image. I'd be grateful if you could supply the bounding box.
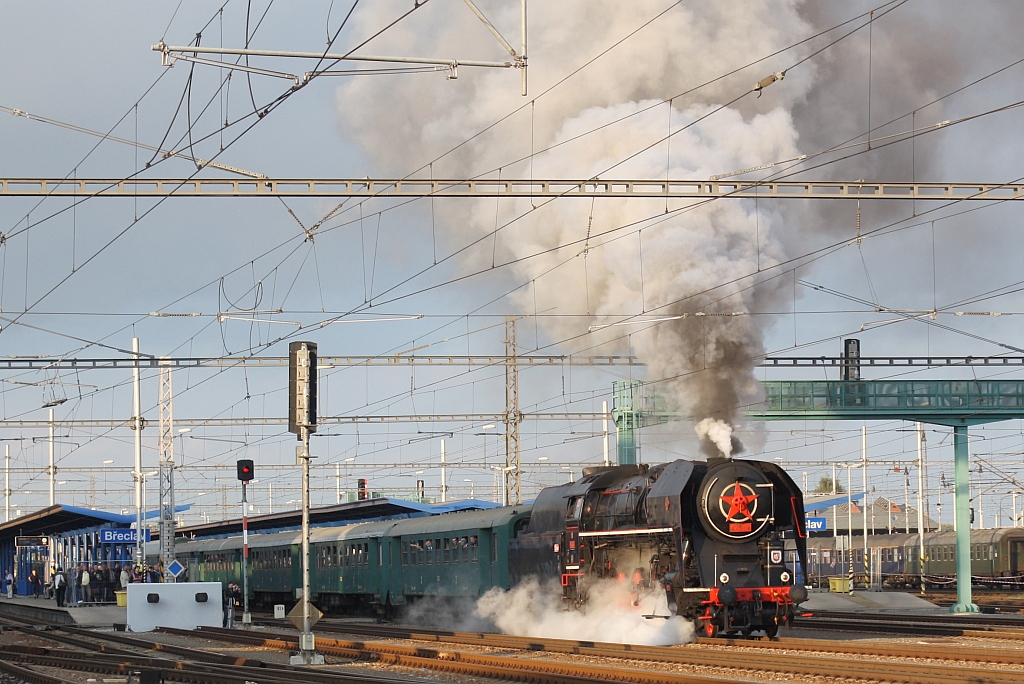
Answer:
[1,178,1022,200]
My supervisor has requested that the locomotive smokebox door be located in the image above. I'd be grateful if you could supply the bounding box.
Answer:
[698,460,774,543]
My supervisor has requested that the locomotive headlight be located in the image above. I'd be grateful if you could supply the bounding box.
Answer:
[719,572,730,584]
[780,571,791,583]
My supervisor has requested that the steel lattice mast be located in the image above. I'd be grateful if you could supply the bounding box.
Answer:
[504,316,522,505]
[158,361,176,581]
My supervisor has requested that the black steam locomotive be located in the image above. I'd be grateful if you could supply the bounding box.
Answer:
[509,458,809,637]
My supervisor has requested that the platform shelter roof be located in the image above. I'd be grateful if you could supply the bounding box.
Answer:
[0,504,194,543]
[171,497,499,541]
[0,504,132,542]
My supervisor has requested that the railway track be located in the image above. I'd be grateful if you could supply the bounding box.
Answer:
[1,607,1020,684]
[796,610,1024,638]
[302,620,1024,665]
[174,623,1024,684]
[0,624,430,684]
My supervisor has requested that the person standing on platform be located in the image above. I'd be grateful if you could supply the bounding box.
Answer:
[106,564,116,601]
[80,565,91,603]
[28,570,41,598]
[119,564,129,590]
[72,566,82,604]
[53,568,66,607]
[4,569,12,598]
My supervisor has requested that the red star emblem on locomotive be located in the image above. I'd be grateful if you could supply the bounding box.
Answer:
[720,480,758,522]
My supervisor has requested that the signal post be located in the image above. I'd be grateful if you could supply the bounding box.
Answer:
[237,459,254,627]
[288,342,323,665]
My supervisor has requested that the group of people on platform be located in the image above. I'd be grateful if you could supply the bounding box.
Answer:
[2,562,178,605]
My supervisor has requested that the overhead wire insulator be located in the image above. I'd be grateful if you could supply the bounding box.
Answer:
[753,71,786,97]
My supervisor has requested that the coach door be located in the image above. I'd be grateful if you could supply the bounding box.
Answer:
[1011,541,1024,575]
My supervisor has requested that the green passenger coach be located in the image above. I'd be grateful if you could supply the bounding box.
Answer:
[168,504,531,616]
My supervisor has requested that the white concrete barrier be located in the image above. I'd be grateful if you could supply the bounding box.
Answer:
[126,582,223,633]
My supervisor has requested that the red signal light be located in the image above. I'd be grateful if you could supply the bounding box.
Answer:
[236,459,255,482]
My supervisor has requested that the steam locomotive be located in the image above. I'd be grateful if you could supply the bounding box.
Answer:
[509,458,809,637]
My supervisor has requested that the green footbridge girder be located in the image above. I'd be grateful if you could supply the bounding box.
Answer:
[612,379,1024,613]
[755,379,1024,614]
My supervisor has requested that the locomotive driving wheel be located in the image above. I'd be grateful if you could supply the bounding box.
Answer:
[704,619,720,638]
[762,621,779,638]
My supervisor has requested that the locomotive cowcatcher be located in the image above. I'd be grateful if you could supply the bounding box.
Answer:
[509,457,809,637]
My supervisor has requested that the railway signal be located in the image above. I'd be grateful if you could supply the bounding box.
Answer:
[236,460,254,482]
[288,341,323,665]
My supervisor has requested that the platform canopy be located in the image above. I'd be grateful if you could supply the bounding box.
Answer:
[0,504,192,542]
[172,497,499,540]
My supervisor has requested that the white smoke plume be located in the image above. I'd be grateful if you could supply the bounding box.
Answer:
[334,2,1005,457]
[695,418,735,459]
[474,577,694,645]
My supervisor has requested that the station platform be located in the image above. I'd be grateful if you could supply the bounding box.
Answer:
[802,589,943,614]
[0,594,126,626]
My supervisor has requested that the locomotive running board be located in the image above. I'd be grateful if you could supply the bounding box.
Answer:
[578,527,674,537]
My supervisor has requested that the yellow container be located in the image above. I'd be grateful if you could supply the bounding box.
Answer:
[115,590,127,607]
[829,577,851,593]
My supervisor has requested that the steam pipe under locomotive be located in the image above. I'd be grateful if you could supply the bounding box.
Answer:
[508,457,809,637]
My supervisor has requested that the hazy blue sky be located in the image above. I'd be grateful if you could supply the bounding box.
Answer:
[2,1,1023,528]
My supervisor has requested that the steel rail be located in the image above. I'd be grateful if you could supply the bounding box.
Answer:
[185,625,1024,684]
[1,178,1021,200]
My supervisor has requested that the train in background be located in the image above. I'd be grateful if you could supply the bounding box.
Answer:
[788,528,1024,589]
[162,457,809,637]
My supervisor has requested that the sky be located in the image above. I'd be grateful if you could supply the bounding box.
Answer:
[1,0,1024,529]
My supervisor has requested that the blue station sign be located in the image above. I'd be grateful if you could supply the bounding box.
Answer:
[805,517,828,531]
[99,529,151,544]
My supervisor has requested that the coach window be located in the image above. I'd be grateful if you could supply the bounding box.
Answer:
[470,536,478,562]
[460,536,469,563]
[443,537,450,564]
[451,538,459,564]
[435,539,441,565]
[491,532,498,563]
[425,539,433,565]
[983,545,990,561]
[401,541,408,566]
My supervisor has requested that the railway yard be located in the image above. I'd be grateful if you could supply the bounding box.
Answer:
[1,602,1023,684]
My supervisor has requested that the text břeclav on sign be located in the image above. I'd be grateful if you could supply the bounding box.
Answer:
[99,529,151,543]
